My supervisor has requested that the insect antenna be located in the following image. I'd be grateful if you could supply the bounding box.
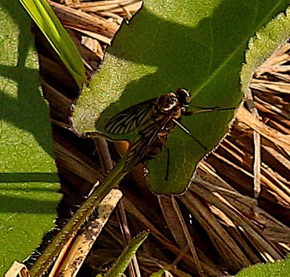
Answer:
[172,119,207,150]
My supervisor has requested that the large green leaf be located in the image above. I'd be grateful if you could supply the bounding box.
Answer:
[0,1,60,275]
[237,255,290,277]
[73,0,290,194]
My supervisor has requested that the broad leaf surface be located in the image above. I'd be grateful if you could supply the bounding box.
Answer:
[73,0,289,194]
[0,1,60,274]
[242,6,290,93]
[237,255,290,277]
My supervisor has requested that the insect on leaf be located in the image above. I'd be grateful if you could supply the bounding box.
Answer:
[73,0,289,194]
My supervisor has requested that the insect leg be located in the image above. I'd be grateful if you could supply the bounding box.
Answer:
[184,106,236,116]
[172,119,207,150]
[151,132,171,181]
[165,147,170,181]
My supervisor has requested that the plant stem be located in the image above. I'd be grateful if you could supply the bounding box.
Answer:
[29,159,127,276]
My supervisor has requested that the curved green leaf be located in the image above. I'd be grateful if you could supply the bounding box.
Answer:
[73,0,289,194]
[0,2,60,275]
[242,5,290,95]
[105,231,149,277]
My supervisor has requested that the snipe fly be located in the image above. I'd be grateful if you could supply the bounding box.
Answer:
[105,88,233,179]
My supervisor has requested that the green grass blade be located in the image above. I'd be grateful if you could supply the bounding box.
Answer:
[104,231,149,277]
[19,0,86,87]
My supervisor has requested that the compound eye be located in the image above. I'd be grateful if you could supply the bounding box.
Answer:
[176,88,192,104]
[184,95,191,104]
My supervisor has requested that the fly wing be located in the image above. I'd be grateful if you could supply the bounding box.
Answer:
[105,99,156,135]
[124,116,171,170]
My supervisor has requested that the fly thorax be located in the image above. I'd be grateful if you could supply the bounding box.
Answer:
[157,93,178,113]
[172,108,182,119]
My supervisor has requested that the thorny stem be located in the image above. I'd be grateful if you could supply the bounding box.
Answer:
[29,157,127,276]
